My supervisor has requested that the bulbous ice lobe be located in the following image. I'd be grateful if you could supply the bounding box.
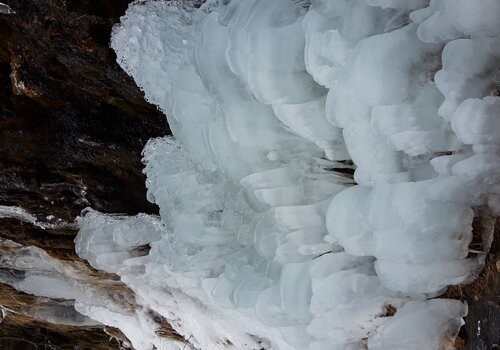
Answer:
[69,0,500,349]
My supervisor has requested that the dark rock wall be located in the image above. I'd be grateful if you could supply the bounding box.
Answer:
[0,0,169,348]
[0,0,169,223]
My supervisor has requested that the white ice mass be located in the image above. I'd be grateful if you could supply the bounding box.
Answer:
[3,0,500,349]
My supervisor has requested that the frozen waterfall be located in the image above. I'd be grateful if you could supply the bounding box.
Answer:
[8,0,499,349]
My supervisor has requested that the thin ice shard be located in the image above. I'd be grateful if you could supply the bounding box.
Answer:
[0,2,15,14]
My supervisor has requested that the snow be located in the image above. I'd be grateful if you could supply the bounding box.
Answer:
[3,0,499,349]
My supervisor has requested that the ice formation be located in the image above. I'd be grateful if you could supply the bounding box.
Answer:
[0,2,15,14]
[2,0,499,349]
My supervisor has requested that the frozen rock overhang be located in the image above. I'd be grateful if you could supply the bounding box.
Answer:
[7,0,499,349]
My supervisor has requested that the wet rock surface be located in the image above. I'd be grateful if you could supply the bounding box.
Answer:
[0,0,169,222]
[0,282,127,350]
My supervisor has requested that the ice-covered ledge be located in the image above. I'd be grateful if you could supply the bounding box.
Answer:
[16,0,498,349]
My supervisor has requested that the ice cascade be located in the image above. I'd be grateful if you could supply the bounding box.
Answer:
[10,0,500,349]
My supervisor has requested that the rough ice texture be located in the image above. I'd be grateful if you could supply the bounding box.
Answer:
[8,0,497,349]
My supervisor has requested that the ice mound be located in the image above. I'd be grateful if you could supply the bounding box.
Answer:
[76,209,164,274]
[60,0,500,349]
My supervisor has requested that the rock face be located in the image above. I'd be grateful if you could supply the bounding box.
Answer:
[0,0,169,348]
[0,0,169,222]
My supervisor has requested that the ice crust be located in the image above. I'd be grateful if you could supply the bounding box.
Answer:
[13,0,495,349]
